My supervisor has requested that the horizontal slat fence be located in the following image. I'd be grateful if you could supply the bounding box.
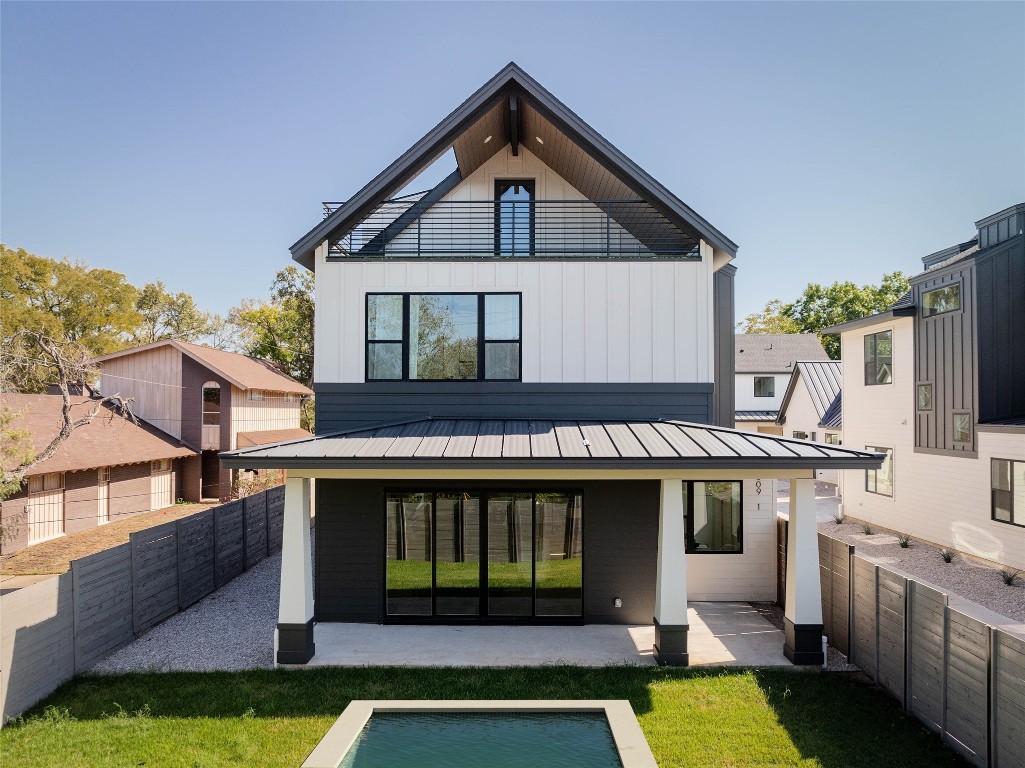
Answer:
[2,485,287,723]
[806,528,1025,768]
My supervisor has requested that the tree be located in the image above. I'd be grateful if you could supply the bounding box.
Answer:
[738,272,910,358]
[1,332,136,504]
[0,245,141,362]
[230,266,314,386]
[133,281,218,345]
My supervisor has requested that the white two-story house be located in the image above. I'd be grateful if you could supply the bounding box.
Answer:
[824,203,1025,570]
[221,63,880,667]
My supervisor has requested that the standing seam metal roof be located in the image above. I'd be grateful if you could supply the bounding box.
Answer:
[776,361,843,427]
[220,417,880,470]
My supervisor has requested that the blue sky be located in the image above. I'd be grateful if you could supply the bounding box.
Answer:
[3,2,1023,322]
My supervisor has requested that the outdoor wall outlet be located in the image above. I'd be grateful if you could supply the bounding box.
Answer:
[613,597,623,608]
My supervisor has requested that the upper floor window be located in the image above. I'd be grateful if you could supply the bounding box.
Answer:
[992,459,1025,527]
[684,481,743,554]
[248,390,265,402]
[917,383,933,410]
[865,446,893,497]
[922,284,960,317]
[366,293,521,382]
[864,330,893,385]
[495,180,534,256]
[754,376,775,398]
[952,412,972,444]
[202,382,221,425]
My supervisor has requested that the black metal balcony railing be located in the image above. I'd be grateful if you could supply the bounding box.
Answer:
[321,198,699,259]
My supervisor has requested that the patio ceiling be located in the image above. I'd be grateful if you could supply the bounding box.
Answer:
[220,417,884,471]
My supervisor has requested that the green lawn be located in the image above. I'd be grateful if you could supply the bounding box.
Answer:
[0,667,967,768]
[387,557,582,591]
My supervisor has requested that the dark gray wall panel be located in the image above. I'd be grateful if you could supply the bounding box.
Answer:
[911,261,977,454]
[314,478,659,625]
[713,265,736,428]
[976,235,1025,423]
[315,382,713,434]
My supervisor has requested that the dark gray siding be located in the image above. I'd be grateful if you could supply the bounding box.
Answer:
[976,234,1025,423]
[314,478,658,625]
[713,264,736,428]
[315,383,713,434]
[912,261,977,454]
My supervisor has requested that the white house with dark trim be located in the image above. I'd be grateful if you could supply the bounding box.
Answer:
[221,63,882,667]
[734,334,831,435]
[775,360,843,487]
[823,203,1025,570]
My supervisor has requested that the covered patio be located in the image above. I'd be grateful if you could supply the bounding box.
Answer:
[297,602,788,668]
[220,418,883,668]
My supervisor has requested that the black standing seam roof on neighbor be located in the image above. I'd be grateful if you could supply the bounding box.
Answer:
[219,418,883,470]
[290,62,737,268]
[735,410,780,422]
[776,361,842,427]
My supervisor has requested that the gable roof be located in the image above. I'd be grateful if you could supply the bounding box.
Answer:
[291,62,737,269]
[735,334,830,373]
[220,417,883,472]
[92,340,313,395]
[775,361,843,427]
[1,393,195,476]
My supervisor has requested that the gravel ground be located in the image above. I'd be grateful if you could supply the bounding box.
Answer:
[751,602,859,672]
[91,534,315,674]
[820,520,1025,623]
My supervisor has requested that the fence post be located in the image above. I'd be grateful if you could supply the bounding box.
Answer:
[265,487,272,558]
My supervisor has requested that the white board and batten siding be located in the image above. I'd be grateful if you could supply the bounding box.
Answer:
[98,344,183,440]
[840,317,1025,570]
[688,479,777,602]
[315,144,716,386]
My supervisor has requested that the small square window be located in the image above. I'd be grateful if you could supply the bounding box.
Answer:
[953,413,972,443]
[248,390,265,402]
[792,431,809,440]
[917,384,933,411]
[754,377,775,398]
[824,433,841,445]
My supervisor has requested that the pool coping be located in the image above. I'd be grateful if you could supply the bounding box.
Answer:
[301,699,658,768]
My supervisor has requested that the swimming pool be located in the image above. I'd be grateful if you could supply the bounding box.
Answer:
[303,700,657,768]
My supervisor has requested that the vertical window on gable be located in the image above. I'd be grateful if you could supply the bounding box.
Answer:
[864,330,893,385]
[495,180,534,256]
[202,382,221,426]
[754,377,775,398]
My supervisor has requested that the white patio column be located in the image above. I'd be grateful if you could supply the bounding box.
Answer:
[783,477,824,665]
[654,478,689,665]
[276,476,315,664]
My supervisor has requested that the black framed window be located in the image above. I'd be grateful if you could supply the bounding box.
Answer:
[917,383,933,411]
[202,382,221,426]
[824,433,841,445]
[922,284,961,317]
[684,481,743,554]
[754,376,775,398]
[991,459,1025,527]
[864,330,893,385]
[495,180,534,256]
[366,293,521,382]
[792,431,808,440]
[865,446,894,496]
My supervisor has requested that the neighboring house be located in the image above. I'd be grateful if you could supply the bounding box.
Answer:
[0,393,195,554]
[823,202,1025,570]
[92,340,313,502]
[775,361,843,487]
[734,334,831,434]
[220,63,880,667]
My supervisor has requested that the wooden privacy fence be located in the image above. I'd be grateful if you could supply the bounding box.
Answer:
[1,485,285,723]
[778,521,1025,768]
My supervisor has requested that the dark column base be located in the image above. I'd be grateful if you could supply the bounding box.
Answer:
[277,619,315,664]
[653,617,689,666]
[784,618,824,665]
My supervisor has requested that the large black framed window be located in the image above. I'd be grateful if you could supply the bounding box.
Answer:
[495,180,534,256]
[684,481,743,554]
[366,293,521,381]
[864,330,893,385]
[991,459,1025,528]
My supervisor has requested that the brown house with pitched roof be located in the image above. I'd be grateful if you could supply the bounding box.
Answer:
[0,393,196,553]
[92,340,312,501]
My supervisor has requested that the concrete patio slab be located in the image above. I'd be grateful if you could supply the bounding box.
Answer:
[301,602,790,668]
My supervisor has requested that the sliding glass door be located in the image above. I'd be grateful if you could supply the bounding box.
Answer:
[385,490,583,620]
